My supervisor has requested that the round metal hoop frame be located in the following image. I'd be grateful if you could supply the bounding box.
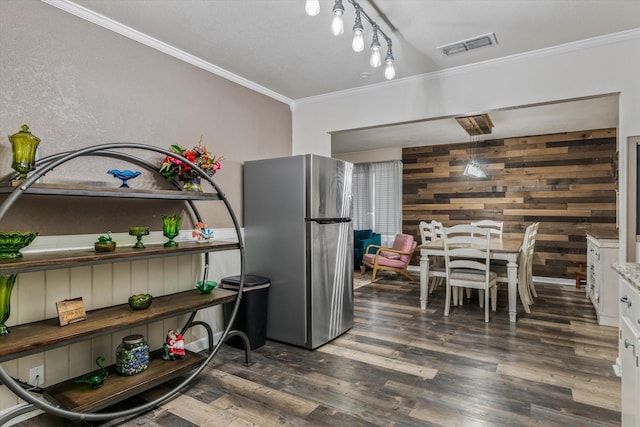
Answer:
[0,143,246,423]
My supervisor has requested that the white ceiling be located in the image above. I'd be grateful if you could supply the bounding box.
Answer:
[59,0,639,152]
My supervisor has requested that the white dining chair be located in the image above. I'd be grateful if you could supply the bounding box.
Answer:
[525,222,539,301]
[458,220,504,305]
[418,220,446,293]
[443,224,498,322]
[471,220,504,239]
[493,222,537,312]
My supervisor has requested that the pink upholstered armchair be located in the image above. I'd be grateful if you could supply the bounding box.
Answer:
[360,233,417,282]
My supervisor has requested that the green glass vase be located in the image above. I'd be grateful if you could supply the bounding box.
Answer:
[162,215,181,248]
[0,274,17,335]
[8,124,41,181]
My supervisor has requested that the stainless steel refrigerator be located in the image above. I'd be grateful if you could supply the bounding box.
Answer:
[243,154,353,349]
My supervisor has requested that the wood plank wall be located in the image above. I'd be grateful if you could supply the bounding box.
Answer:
[402,128,617,280]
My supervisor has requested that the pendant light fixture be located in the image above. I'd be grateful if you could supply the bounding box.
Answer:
[463,133,487,179]
[305,0,396,80]
[456,114,493,179]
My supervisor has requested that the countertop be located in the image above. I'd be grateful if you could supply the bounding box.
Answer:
[612,262,640,290]
[585,230,619,241]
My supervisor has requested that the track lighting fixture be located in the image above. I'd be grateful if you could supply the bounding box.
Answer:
[305,0,396,80]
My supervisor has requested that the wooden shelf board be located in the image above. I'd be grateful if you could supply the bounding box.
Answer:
[0,182,221,201]
[0,240,240,275]
[0,288,237,361]
[44,349,204,413]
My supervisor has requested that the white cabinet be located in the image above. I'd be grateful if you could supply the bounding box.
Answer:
[618,272,640,427]
[586,233,619,326]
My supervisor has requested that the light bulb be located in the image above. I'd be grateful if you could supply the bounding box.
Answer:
[370,45,381,68]
[305,0,320,16]
[370,29,382,68]
[384,59,395,79]
[352,29,364,52]
[331,0,344,36]
[331,14,344,36]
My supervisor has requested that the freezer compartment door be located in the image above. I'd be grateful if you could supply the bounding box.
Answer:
[307,155,353,220]
[307,220,354,349]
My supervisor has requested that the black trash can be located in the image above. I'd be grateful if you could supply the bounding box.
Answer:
[221,274,270,350]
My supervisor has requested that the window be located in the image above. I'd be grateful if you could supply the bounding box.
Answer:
[352,160,402,246]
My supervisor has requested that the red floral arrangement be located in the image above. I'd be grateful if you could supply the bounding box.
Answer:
[159,140,222,181]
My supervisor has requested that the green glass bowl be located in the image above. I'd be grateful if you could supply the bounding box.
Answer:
[196,281,217,294]
[0,231,38,259]
[128,294,153,310]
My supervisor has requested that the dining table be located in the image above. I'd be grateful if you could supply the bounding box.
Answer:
[418,237,525,322]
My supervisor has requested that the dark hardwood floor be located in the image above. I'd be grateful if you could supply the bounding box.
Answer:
[16,272,620,426]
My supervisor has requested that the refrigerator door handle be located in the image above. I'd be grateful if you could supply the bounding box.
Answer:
[306,218,351,224]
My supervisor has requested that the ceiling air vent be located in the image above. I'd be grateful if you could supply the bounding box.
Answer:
[438,32,498,56]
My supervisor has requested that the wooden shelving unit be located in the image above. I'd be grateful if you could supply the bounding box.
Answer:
[44,350,204,413]
[0,143,246,423]
[0,240,239,275]
[0,182,222,201]
[0,288,237,362]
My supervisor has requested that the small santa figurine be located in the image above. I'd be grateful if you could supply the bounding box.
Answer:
[162,329,185,361]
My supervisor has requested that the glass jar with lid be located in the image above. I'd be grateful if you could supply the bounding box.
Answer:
[7,124,41,181]
[115,334,149,375]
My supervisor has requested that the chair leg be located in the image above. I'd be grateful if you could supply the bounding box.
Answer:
[491,287,497,311]
[428,277,439,293]
[479,290,484,308]
[484,287,490,322]
[360,264,366,275]
[444,283,451,316]
[401,269,414,281]
[517,280,532,314]
[528,273,537,299]
[371,266,379,282]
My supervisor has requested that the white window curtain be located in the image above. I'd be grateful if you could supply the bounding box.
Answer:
[352,160,403,246]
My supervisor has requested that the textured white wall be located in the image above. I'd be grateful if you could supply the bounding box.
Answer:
[0,0,292,229]
[0,0,287,415]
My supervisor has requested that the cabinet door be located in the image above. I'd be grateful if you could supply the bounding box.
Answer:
[620,316,640,427]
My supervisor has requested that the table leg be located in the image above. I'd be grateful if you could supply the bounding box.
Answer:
[420,252,430,309]
[507,258,517,322]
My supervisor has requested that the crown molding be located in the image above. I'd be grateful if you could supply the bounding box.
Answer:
[41,0,294,107]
